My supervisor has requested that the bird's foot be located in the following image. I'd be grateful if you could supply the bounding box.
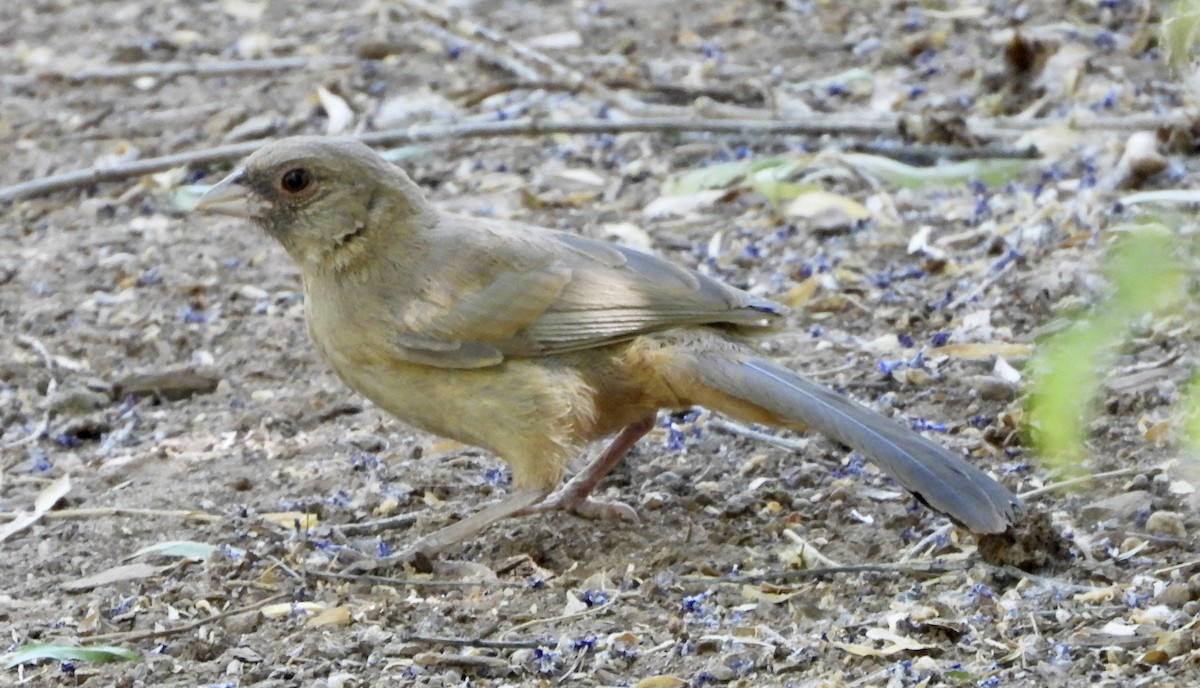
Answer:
[520,492,639,522]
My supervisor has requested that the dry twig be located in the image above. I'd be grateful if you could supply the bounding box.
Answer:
[401,634,548,650]
[87,592,289,644]
[304,569,527,588]
[397,0,672,115]
[0,506,221,523]
[3,56,355,88]
[708,419,811,452]
[1018,466,1142,499]
[679,560,966,585]
[0,116,898,204]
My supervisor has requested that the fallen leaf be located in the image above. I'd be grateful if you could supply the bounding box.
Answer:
[263,601,325,619]
[4,643,139,669]
[62,563,161,591]
[307,605,352,628]
[129,541,218,562]
[260,512,319,530]
[785,189,870,221]
[633,677,687,688]
[842,153,1031,189]
[317,87,354,136]
[642,190,727,218]
[0,473,71,543]
[931,342,1034,359]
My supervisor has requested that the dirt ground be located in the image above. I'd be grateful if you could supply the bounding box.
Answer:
[3,0,1199,685]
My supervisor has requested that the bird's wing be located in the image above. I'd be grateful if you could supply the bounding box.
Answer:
[387,215,786,367]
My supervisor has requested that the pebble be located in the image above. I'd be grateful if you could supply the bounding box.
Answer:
[1145,510,1186,538]
[963,374,1019,401]
[223,610,262,635]
[1155,583,1191,608]
[640,491,672,510]
[1079,490,1150,523]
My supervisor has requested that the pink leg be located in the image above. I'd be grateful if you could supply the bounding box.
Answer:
[519,416,656,522]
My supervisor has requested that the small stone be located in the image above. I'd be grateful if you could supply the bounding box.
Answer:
[1188,572,1200,598]
[1151,473,1172,496]
[46,383,111,416]
[346,432,387,453]
[1124,473,1151,491]
[223,610,261,635]
[706,664,737,682]
[1155,584,1191,608]
[963,375,1019,401]
[1158,629,1194,658]
[1080,490,1151,523]
[640,491,671,510]
[1145,510,1186,538]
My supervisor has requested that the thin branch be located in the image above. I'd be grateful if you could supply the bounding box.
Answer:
[678,560,966,585]
[412,21,543,82]
[497,600,609,638]
[303,569,528,588]
[0,506,221,523]
[946,259,1016,310]
[0,116,900,204]
[86,592,289,644]
[1018,466,1142,499]
[401,634,549,650]
[709,419,811,452]
[6,111,1187,205]
[330,512,419,537]
[3,56,356,88]
[398,0,673,115]
[900,523,956,562]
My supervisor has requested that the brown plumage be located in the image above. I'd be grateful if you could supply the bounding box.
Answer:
[196,136,1020,565]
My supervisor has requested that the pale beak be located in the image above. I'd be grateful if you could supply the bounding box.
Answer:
[193,168,251,216]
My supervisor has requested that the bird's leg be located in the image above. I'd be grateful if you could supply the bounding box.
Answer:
[519,416,656,522]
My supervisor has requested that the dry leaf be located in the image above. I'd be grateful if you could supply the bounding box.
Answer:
[263,602,325,619]
[62,563,161,591]
[260,512,319,530]
[785,190,870,221]
[642,190,726,218]
[632,677,687,688]
[931,343,1034,359]
[0,474,71,543]
[317,87,354,136]
[307,605,352,628]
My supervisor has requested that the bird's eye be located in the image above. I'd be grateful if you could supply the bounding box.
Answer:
[279,168,312,194]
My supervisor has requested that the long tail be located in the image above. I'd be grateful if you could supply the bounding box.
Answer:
[680,355,1020,534]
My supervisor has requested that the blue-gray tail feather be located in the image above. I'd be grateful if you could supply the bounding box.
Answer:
[697,357,1020,534]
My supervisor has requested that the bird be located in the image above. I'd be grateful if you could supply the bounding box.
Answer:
[195,136,1020,567]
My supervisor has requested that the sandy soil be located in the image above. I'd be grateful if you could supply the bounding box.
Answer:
[2,1,1198,685]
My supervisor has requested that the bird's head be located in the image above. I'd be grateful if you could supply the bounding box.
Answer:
[195,136,432,274]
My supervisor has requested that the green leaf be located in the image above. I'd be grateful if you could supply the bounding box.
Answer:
[842,153,1031,189]
[1162,0,1200,73]
[662,157,790,195]
[1120,189,1200,206]
[1027,218,1189,472]
[130,540,218,561]
[747,162,815,207]
[4,644,139,669]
